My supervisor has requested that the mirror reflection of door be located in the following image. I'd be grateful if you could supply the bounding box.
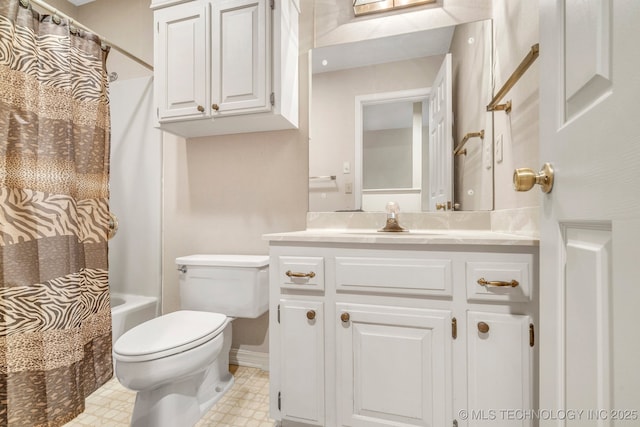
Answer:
[361,99,428,211]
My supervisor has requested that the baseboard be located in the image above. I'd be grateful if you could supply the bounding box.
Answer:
[230,348,269,371]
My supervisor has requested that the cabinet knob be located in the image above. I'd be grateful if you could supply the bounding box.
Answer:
[197,105,205,112]
[212,103,220,111]
[477,321,490,333]
[340,312,350,323]
[306,310,316,320]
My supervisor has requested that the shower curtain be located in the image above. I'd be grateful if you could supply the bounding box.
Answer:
[0,1,113,425]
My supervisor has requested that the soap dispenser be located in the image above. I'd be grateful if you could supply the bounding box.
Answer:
[378,201,408,232]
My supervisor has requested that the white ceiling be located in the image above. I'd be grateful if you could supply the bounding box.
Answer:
[311,25,454,74]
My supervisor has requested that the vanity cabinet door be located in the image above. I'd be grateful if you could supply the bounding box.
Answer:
[466,312,533,427]
[154,1,208,121]
[279,299,325,426]
[336,303,452,427]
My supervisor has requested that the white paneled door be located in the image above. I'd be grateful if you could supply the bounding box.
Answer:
[428,53,453,211]
[539,0,640,425]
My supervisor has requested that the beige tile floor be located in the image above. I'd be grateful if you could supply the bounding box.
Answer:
[65,365,274,427]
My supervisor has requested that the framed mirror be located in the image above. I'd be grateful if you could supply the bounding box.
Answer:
[309,19,494,212]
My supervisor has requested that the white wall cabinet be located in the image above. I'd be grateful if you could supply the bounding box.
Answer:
[151,0,299,138]
[268,242,538,427]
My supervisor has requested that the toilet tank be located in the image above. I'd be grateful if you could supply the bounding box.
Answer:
[175,254,269,318]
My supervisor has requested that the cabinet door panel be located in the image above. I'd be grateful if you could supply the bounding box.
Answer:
[467,312,532,427]
[155,2,207,120]
[280,299,324,425]
[337,303,452,427]
[212,0,269,115]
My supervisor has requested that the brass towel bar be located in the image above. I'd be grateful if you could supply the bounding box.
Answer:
[486,43,539,113]
[454,130,484,156]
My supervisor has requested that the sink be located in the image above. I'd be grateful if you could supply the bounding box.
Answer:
[343,230,445,236]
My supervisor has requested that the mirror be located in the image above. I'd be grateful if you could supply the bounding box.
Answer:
[309,19,494,212]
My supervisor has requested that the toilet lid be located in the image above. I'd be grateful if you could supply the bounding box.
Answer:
[113,310,227,361]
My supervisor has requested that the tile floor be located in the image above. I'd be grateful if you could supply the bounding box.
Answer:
[65,365,274,426]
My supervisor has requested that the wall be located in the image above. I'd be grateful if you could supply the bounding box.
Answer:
[75,0,310,357]
[160,1,312,356]
[309,56,443,212]
[75,1,161,301]
[450,19,493,211]
[492,0,539,210]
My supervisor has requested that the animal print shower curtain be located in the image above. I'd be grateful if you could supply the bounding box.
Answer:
[0,1,113,425]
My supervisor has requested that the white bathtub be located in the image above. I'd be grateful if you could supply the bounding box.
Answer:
[111,293,158,345]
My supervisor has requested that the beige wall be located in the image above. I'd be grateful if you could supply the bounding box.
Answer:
[492,0,539,210]
[159,2,312,355]
[74,0,310,355]
[451,19,493,211]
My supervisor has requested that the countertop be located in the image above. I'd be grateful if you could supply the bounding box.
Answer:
[263,229,539,246]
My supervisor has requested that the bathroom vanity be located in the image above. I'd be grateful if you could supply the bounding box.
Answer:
[266,228,538,427]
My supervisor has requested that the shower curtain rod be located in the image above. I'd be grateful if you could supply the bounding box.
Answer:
[28,0,154,71]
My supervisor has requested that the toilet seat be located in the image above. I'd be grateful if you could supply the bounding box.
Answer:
[113,310,228,362]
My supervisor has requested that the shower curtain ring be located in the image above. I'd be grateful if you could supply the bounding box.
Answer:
[19,0,30,9]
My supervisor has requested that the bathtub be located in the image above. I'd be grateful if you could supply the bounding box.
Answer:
[110,293,158,345]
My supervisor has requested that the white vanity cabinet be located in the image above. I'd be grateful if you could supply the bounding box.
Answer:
[151,0,299,138]
[268,236,538,427]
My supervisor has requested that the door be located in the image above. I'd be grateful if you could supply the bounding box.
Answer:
[154,1,208,121]
[211,0,270,116]
[467,312,532,427]
[336,303,452,427]
[428,53,453,211]
[279,300,325,425]
[539,1,640,425]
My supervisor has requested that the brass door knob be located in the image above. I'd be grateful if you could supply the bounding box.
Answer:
[197,105,205,112]
[212,104,220,111]
[340,312,350,323]
[513,163,554,193]
[477,322,490,333]
[306,310,316,320]
[436,203,446,210]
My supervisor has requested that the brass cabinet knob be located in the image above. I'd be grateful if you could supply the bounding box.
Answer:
[197,105,205,112]
[478,322,490,333]
[212,103,220,111]
[513,162,554,193]
[340,312,350,323]
[436,203,446,210]
[306,310,316,320]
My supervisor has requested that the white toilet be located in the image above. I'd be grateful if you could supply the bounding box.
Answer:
[112,254,269,427]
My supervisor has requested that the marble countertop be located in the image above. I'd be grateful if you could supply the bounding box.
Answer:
[264,229,539,246]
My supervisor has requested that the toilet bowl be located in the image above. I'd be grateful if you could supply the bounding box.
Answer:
[112,255,269,427]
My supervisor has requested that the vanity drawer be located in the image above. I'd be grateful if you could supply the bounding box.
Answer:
[279,256,325,291]
[335,256,452,296]
[466,258,532,303]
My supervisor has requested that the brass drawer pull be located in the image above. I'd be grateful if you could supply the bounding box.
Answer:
[286,270,316,279]
[477,278,519,287]
[340,312,350,323]
[306,310,316,320]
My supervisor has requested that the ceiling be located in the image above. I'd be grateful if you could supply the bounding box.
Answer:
[311,25,454,74]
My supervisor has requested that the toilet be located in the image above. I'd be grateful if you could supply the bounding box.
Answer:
[112,254,269,427]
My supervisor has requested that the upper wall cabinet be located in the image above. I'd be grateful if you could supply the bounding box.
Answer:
[151,0,299,138]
